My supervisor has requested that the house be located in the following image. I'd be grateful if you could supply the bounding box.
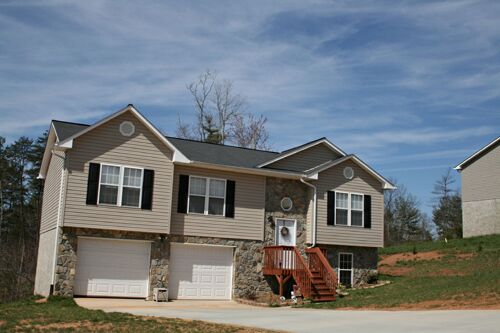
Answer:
[34,105,395,302]
[455,136,500,238]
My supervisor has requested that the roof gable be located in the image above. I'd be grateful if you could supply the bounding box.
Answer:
[455,136,500,171]
[56,105,189,163]
[306,155,396,190]
[257,138,346,168]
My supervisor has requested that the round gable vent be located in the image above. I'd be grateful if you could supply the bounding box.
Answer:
[343,167,354,180]
[280,197,293,212]
[119,121,135,137]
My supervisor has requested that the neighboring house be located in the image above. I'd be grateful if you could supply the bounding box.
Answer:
[455,137,500,238]
[34,105,395,302]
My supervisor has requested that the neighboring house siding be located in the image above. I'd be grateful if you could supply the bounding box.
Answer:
[171,165,266,240]
[40,151,65,233]
[314,160,384,247]
[266,144,341,172]
[63,112,174,234]
[461,144,500,203]
[460,143,500,238]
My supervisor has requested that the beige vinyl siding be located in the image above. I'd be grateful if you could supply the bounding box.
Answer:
[171,165,266,240]
[40,151,65,233]
[34,228,57,296]
[63,112,174,234]
[267,144,342,172]
[314,160,384,248]
[461,143,500,203]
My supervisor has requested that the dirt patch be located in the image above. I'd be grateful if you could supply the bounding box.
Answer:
[0,320,5,327]
[378,250,476,277]
[17,320,113,331]
[456,252,475,259]
[34,298,48,304]
[338,293,500,311]
[380,251,443,267]
[428,268,467,277]
[378,265,415,276]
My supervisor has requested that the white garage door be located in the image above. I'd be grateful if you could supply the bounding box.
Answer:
[74,238,151,298]
[169,244,233,300]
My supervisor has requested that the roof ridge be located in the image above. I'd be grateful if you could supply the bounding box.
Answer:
[280,137,327,154]
[165,136,279,154]
[52,119,90,126]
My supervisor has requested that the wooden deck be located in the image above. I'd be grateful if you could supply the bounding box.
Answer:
[263,245,337,302]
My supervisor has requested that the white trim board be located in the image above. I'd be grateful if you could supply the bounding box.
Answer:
[455,136,500,171]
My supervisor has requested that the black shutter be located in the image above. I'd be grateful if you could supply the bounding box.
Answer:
[141,169,154,210]
[225,180,235,218]
[86,163,100,205]
[177,175,189,213]
[327,191,335,225]
[364,195,372,229]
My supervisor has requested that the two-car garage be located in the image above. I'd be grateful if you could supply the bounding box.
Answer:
[74,238,233,300]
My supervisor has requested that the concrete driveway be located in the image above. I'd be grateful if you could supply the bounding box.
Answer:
[76,298,500,333]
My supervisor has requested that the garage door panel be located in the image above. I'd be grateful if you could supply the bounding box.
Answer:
[169,244,233,300]
[75,238,150,298]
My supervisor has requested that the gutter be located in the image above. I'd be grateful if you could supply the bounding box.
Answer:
[300,178,317,247]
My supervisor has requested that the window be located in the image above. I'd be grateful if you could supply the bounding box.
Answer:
[98,164,143,207]
[188,176,226,216]
[335,192,364,227]
[338,253,353,287]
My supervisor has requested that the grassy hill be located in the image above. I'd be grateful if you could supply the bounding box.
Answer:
[307,234,500,309]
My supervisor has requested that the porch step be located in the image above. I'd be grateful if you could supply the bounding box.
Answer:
[312,295,336,302]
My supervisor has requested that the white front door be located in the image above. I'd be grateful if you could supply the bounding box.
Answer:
[74,238,151,298]
[276,218,296,246]
[169,244,233,300]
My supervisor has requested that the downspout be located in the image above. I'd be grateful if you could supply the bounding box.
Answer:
[51,151,67,286]
[300,178,317,248]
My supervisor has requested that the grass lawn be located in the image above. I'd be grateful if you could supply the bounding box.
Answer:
[304,234,500,309]
[0,296,277,333]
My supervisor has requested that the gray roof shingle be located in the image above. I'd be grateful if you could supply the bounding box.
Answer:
[166,137,279,168]
[52,120,89,142]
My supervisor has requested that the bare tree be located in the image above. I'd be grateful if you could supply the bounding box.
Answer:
[175,115,196,140]
[432,168,462,239]
[179,70,271,150]
[212,79,245,144]
[185,70,216,141]
[432,168,456,199]
[231,114,270,150]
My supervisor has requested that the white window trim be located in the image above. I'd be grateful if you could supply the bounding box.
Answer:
[334,191,364,227]
[338,252,354,287]
[97,163,144,208]
[187,175,227,216]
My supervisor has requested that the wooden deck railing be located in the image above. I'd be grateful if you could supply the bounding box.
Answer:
[305,247,337,299]
[263,246,313,298]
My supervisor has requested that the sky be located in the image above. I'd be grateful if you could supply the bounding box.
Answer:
[1,0,499,216]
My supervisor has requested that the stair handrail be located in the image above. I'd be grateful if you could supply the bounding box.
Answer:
[305,247,337,300]
[291,247,313,299]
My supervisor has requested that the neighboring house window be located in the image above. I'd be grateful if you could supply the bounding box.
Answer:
[188,176,226,216]
[335,192,364,227]
[98,164,143,207]
[338,253,353,287]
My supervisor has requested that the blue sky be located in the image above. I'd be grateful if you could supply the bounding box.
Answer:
[1,0,499,216]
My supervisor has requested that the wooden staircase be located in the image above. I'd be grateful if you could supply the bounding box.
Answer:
[263,246,337,302]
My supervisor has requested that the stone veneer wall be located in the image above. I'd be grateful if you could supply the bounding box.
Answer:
[53,227,168,298]
[264,177,310,251]
[321,244,378,286]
